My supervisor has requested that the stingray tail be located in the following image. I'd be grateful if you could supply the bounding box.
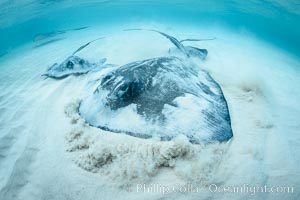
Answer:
[72,37,105,55]
[123,28,189,56]
[180,37,216,43]
[41,74,49,80]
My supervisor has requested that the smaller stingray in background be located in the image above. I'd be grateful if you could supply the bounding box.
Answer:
[123,29,215,59]
[42,56,107,79]
[43,37,106,79]
[33,30,66,42]
[34,38,65,48]
[33,26,90,42]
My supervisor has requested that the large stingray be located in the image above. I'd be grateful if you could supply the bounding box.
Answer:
[79,57,233,144]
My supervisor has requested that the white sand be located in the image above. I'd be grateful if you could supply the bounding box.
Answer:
[0,23,299,200]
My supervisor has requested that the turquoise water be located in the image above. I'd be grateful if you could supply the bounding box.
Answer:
[0,0,299,56]
[0,1,300,200]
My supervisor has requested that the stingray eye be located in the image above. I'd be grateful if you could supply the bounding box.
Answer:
[101,74,113,85]
[119,84,128,91]
[66,61,74,69]
[119,81,141,98]
[114,82,130,99]
[79,59,85,65]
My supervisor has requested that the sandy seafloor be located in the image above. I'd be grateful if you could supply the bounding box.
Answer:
[0,23,299,200]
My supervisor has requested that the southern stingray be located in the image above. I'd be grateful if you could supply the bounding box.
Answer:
[42,37,106,79]
[79,57,233,144]
[42,56,107,79]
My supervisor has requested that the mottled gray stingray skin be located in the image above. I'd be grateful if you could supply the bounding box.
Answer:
[43,56,105,79]
[79,57,233,144]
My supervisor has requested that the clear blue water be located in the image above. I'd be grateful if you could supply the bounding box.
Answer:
[0,1,300,200]
[0,0,299,57]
